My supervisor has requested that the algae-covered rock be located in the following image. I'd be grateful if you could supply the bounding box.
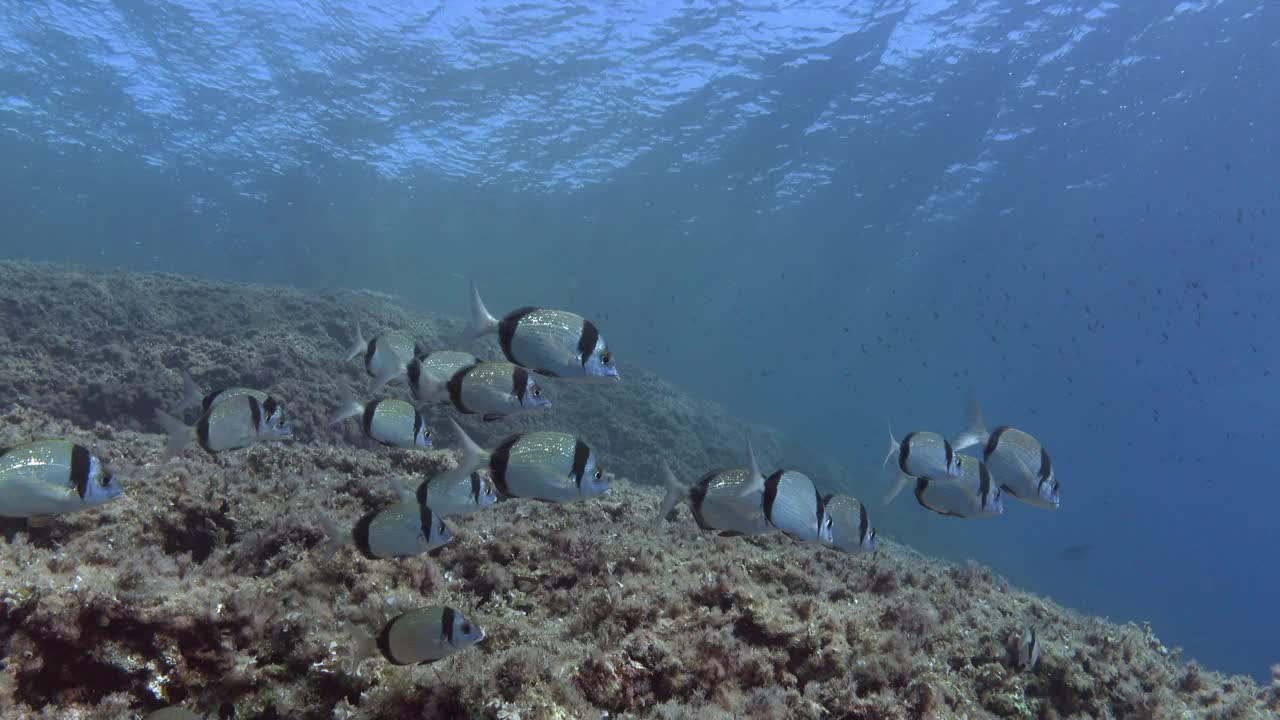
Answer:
[0,262,1274,719]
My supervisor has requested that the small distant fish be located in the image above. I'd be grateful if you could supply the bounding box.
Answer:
[387,349,482,398]
[883,423,961,504]
[349,606,484,666]
[953,396,1060,510]
[1060,543,1094,562]
[467,281,619,382]
[1019,627,1041,671]
[176,371,283,429]
[155,394,292,461]
[345,321,423,387]
[416,468,499,517]
[821,493,877,554]
[446,419,609,503]
[412,361,551,422]
[318,497,452,560]
[328,386,432,449]
[913,454,1004,518]
[658,439,776,536]
[761,469,833,543]
[0,440,122,520]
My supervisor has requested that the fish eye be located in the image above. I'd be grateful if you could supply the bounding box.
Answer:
[532,386,541,397]
[461,622,472,634]
[99,472,113,487]
[594,469,603,481]
[600,350,611,365]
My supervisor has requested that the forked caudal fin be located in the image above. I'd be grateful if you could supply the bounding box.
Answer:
[882,419,899,468]
[327,385,364,426]
[447,417,490,477]
[154,409,193,462]
[465,280,500,341]
[343,321,367,362]
[657,462,687,521]
[369,362,407,393]
[882,469,910,506]
[953,391,988,451]
[316,513,351,560]
[178,370,204,412]
[739,435,765,497]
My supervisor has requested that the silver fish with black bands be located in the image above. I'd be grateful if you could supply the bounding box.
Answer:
[345,321,423,386]
[156,394,292,461]
[953,396,1060,510]
[319,500,452,560]
[0,440,122,519]
[883,423,962,504]
[351,606,485,666]
[410,361,550,422]
[394,350,483,400]
[821,493,877,554]
[416,469,499,518]
[446,419,609,503]
[467,282,618,382]
[658,439,774,537]
[329,387,432,449]
[761,469,833,543]
[913,454,1004,518]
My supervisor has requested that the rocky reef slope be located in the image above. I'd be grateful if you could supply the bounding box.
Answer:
[0,261,1275,719]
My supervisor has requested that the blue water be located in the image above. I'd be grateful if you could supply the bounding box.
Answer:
[3,0,1277,682]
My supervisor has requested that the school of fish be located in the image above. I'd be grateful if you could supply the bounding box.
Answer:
[0,280,1059,716]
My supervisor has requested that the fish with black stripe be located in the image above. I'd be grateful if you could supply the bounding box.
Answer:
[345,321,424,388]
[0,440,122,521]
[1018,626,1041,671]
[883,422,962,504]
[349,606,485,666]
[444,418,609,503]
[913,454,1004,518]
[416,468,500,517]
[373,349,482,396]
[466,281,619,382]
[155,393,293,461]
[952,396,1060,510]
[318,481,452,560]
[821,493,877,554]
[174,371,286,429]
[760,469,833,543]
[328,386,432,449]
[657,439,775,536]
[411,360,551,422]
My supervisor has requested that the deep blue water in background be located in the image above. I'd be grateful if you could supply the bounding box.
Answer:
[2,0,1277,681]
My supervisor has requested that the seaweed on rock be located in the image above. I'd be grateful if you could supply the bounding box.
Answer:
[0,263,1276,719]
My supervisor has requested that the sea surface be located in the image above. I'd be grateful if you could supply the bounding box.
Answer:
[2,0,1277,682]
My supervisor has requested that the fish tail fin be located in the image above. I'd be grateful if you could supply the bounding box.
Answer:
[389,477,415,504]
[327,385,363,426]
[154,409,192,462]
[657,462,686,521]
[344,620,376,672]
[465,280,500,340]
[448,417,490,475]
[177,370,204,412]
[317,513,350,560]
[407,360,447,405]
[882,419,899,467]
[369,362,405,393]
[953,390,988,451]
[883,469,909,505]
[739,434,765,497]
[344,321,367,362]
